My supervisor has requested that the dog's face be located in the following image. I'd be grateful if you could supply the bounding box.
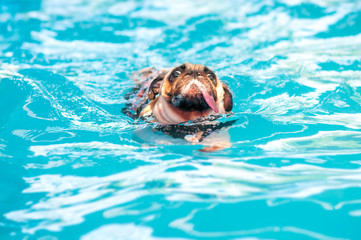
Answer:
[148,63,233,113]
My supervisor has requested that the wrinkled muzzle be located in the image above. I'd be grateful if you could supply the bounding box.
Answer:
[171,79,218,112]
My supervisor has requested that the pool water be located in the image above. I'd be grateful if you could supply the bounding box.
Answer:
[1,0,361,239]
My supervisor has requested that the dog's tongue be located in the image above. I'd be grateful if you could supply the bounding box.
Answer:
[201,90,218,113]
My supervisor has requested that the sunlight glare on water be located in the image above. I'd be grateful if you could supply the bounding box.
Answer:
[1,0,361,239]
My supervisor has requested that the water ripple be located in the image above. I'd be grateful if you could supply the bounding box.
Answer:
[1,0,361,239]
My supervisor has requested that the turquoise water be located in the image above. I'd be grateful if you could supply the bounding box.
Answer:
[1,0,361,239]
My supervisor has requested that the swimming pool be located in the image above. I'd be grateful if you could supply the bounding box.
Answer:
[1,0,361,239]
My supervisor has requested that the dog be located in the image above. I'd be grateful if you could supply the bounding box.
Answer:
[123,63,233,151]
[140,63,233,122]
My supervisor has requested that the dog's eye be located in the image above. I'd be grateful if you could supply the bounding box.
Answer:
[207,73,216,83]
[169,70,181,82]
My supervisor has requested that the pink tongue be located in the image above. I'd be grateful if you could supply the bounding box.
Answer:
[201,90,218,113]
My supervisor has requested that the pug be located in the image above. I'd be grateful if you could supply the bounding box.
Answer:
[124,63,233,151]
[140,63,233,124]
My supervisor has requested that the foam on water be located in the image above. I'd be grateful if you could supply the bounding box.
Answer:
[1,0,361,239]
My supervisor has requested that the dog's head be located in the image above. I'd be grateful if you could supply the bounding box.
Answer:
[148,63,233,113]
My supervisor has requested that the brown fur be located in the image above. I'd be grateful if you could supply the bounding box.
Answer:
[140,63,233,124]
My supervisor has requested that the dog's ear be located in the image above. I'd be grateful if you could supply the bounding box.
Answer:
[222,82,233,112]
[148,72,166,100]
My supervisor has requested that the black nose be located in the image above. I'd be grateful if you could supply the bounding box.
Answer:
[171,93,210,111]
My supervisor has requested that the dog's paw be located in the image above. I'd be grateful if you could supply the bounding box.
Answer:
[184,131,204,143]
[198,145,225,152]
[198,141,232,152]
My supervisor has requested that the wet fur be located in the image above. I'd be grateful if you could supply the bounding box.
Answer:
[140,63,233,124]
[125,63,234,152]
